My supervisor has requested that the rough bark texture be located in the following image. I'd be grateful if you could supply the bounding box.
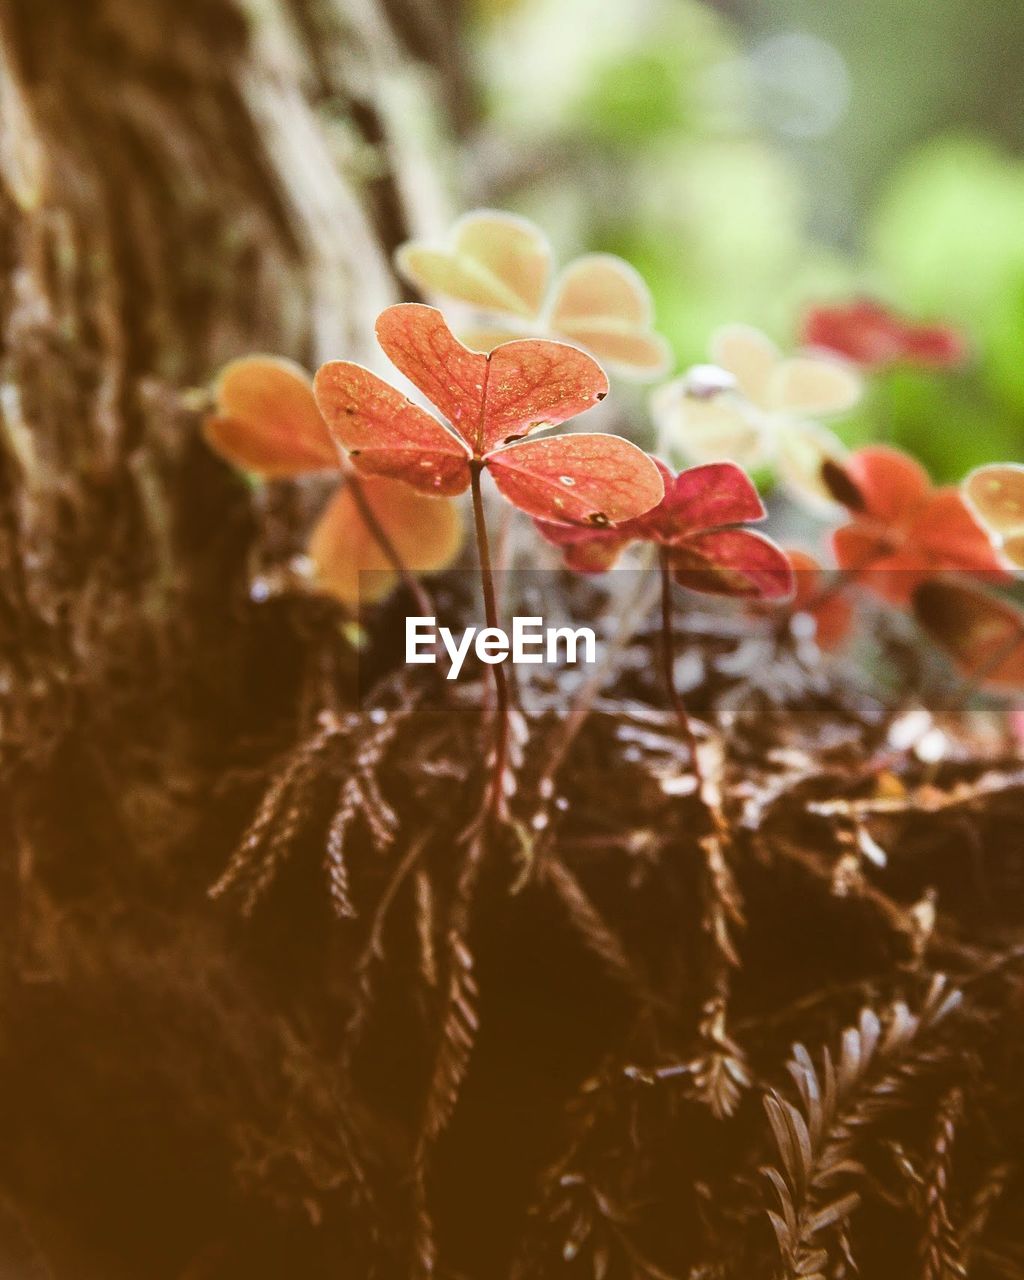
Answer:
[0,1,445,1274]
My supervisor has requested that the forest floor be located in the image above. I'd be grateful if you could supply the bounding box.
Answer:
[4,565,1024,1280]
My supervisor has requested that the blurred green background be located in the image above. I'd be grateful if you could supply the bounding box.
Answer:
[453,0,1024,479]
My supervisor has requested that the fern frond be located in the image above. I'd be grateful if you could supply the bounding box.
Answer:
[918,1086,966,1280]
[762,976,961,1279]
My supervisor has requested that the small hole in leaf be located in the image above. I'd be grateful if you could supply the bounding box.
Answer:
[587,512,610,527]
[596,391,607,401]
[559,475,576,487]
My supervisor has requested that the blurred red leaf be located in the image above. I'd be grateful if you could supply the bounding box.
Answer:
[803,300,967,370]
[669,529,794,599]
[314,304,664,526]
[828,446,1006,604]
[913,580,1024,690]
[838,447,931,520]
[536,460,794,600]
[644,459,766,535]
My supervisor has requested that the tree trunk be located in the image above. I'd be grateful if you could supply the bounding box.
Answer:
[0,1,452,1274]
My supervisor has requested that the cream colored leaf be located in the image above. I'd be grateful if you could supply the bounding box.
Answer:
[710,324,780,404]
[654,378,768,469]
[395,209,551,319]
[548,254,671,379]
[768,357,862,417]
[1001,532,1024,568]
[457,324,524,354]
[963,464,1024,537]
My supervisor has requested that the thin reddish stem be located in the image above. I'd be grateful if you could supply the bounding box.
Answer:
[344,472,435,619]
[535,554,660,801]
[659,547,704,786]
[470,462,510,819]
[492,500,515,604]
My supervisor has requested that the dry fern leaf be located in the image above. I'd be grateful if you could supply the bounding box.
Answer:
[917,1087,967,1280]
[762,977,961,1279]
[210,694,414,917]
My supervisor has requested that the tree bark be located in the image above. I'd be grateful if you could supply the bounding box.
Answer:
[0,1,452,1274]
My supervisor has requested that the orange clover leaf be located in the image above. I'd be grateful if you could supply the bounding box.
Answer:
[313,303,665,527]
[825,446,1008,605]
[205,355,338,476]
[203,353,462,605]
[309,476,463,606]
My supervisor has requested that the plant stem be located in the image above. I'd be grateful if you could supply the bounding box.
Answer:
[492,499,515,611]
[344,472,435,619]
[470,461,510,818]
[536,549,660,800]
[659,547,704,786]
